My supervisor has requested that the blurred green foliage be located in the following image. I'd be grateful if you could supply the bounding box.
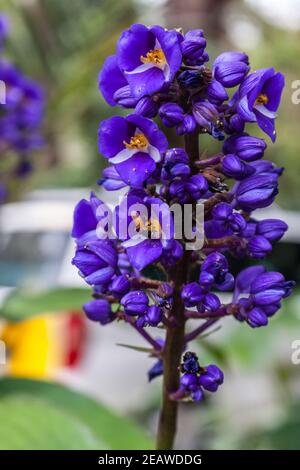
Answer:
[0,378,152,449]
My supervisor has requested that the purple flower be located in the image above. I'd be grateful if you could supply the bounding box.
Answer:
[185,174,209,200]
[223,133,267,162]
[199,364,224,392]
[98,114,168,186]
[148,359,163,382]
[136,305,162,327]
[72,192,108,239]
[121,290,149,316]
[178,70,203,89]
[201,252,234,291]
[181,282,204,307]
[99,55,132,107]
[192,100,219,130]
[256,219,287,242]
[110,274,131,297]
[176,114,197,135]
[233,267,295,328]
[235,68,285,141]
[135,96,158,118]
[162,148,190,181]
[180,30,208,65]
[247,235,272,258]
[83,299,115,325]
[212,203,246,233]
[116,192,174,270]
[159,103,184,127]
[235,172,279,211]
[207,79,228,104]
[72,239,118,286]
[213,51,249,88]
[117,24,182,98]
[98,166,128,191]
[222,154,255,180]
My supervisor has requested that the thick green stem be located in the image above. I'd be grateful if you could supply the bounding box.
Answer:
[156,132,199,450]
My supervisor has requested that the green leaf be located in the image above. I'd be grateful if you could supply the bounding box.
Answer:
[0,288,92,321]
[0,378,152,450]
[117,343,154,354]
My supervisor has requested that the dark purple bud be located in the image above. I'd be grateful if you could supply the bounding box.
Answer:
[214,61,249,87]
[256,219,288,242]
[121,290,149,316]
[247,307,268,328]
[176,114,197,135]
[181,352,201,374]
[159,103,184,127]
[178,70,203,89]
[169,179,187,202]
[248,235,272,259]
[186,174,209,200]
[135,96,158,118]
[113,85,139,108]
[199,364,224,392]
[83,299,114,325]
[181,29,207,62]
[207,79,228,104]
[223,134,267,162]
[110,274,131,296]
[250,272,295,306]
[181,282,204,307]
[222,154,255,180]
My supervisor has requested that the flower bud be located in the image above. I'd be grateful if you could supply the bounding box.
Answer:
[207,79,228,104]
[199,364,224,392]
[213,58,249,87]
[176,114,197,135]
[192,100,219,128]
[135,96,158,118]
[248,235,272,259]
[113,85,139,108]
[181,282,204,307]
[121,290,149,316]
[223,134,267,162]
[256,219,288,242]
[222,154,255,180]
[181,29,207,64]
[178,70,203,89]
[247,307,268,328]
[186,174,209,200]
[236,173,279,211]
[83,299,114,325]
[159,103,184,127]
[110,274,131,296]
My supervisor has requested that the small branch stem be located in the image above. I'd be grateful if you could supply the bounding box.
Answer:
[156,132,199,450]
[185,319,219,343]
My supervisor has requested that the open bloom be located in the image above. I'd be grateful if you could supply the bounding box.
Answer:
[117,23,182,98]
[115,191,175,271]
[99,114,168,186]
[235,68,285,141]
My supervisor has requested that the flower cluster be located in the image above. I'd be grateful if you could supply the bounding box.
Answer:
[0,14,44,202]
[72,23,294,408]
[171,352,224,402]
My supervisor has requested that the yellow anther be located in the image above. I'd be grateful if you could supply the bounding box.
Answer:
[140,48,166,66]
[255,93,269,106]
[123,133,148,150]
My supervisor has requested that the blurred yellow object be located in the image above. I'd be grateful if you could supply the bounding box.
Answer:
[0,312,85,379]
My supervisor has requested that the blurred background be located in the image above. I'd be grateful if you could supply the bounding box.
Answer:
[0,0,300,450]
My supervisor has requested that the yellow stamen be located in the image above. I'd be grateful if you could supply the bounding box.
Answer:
[123,133,148,150]
[255,93,269,106]
[140,48,166,66]
[131,213,161,236]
